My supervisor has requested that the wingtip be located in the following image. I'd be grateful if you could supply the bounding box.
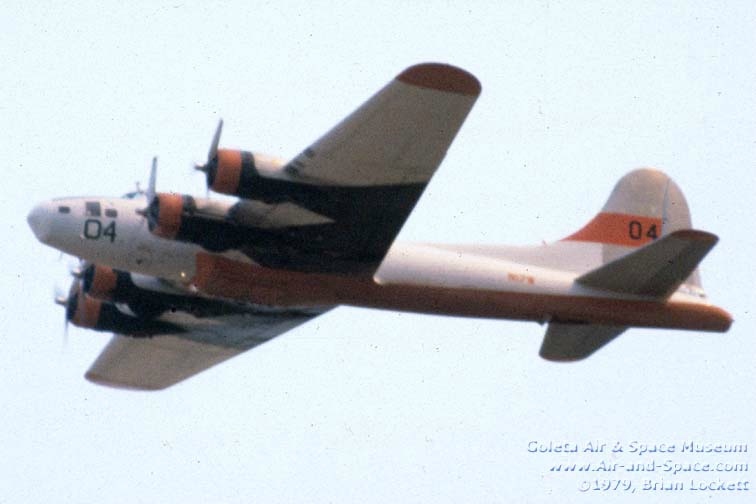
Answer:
[538,350,589,363]
[397,63,481,96]
[85,371,166,391]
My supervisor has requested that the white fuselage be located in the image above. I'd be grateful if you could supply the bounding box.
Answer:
[28,194,709,303]
[27,195,597,298]
[28,196,199,282]
[28,195,728,332]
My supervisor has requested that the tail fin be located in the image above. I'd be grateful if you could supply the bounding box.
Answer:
[562,168,702,289]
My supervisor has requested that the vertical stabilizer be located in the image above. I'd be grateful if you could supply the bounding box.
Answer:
[562,168,701,288]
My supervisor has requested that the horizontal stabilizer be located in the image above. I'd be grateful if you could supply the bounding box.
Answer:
[540,323,627,361]
[576,230,717,299]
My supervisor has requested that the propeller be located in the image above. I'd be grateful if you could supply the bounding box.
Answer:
[146,156,157,204]
[136,157,159,218]
[194,119,224,193]
[140,155,182,236]
[54,281,78,349]
[69,262,85,279]
[67,257,91,279]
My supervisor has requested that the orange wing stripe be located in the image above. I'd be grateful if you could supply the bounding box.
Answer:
[563,212,663,247]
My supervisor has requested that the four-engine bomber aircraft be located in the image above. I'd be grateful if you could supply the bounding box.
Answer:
[28,63,731,390]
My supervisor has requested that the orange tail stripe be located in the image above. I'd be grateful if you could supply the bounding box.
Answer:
[563,212,662,247]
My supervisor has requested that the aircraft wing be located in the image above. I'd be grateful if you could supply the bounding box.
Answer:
[244,63,481,274]
[85,309,328,390]
[539,323,627,362]
[284,63,481,186]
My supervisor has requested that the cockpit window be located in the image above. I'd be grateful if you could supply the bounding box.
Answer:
[85,201,101,217]
[105,209,118,218]
[57,206,71,214]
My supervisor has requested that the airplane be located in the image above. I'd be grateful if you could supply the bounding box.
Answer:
[27,62,732,390]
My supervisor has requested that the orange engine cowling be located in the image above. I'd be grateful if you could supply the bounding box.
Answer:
[82,264,121,301]
[204,149,286,200]
[146,192,192,240]
[67,289,103,329]
[144,192,244,252]
[65,283,180,336]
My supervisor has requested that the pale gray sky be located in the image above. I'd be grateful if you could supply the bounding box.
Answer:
[2,2,754,502]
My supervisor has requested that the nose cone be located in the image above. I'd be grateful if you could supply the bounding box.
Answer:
[27,201,54,243]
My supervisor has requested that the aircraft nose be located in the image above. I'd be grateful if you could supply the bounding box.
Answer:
[27,201,54,243]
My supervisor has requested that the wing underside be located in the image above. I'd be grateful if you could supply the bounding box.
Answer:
[86,309,327,390]
[86,335,244,390]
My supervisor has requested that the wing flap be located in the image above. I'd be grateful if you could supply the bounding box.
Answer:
[539,323,627,362]
[576,230,717,299]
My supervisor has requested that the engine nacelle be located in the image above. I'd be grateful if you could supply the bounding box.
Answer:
[146,192,245,251]
[146,192,193,240]
[66,286,180,336]
[82,264,130,302]
[81,264,164,318]
[80,264,251,320]
[205,149,288,201]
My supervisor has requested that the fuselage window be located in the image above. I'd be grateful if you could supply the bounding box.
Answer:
[85,201,101,217]
[57,206,71,214]
[105,209,118,218]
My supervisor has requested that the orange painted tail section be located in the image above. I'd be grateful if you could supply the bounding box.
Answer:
[563,168,691,247]
[564,212,662,247]
[561,168,702,288]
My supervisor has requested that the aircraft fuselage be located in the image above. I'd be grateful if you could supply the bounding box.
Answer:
[27,195,731,333]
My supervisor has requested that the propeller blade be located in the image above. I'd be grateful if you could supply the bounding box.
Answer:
[146,156,157,203]
[62,315,69,351]
[55,282,77,351]
[194,120,224,195]
[136,157,158,218]
[54,285,67,306]
[208,119,223,161]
